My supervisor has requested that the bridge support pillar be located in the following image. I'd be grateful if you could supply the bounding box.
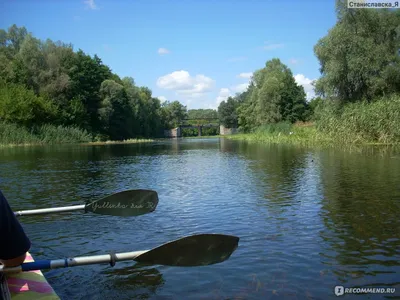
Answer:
[197,125,202,136]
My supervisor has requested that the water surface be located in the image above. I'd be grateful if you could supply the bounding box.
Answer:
[1,138,399,299]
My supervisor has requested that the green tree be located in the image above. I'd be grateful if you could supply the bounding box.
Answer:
[218,97,239,127]
[162,100,188,129]
[99,80,132,140]
[236,58,308,130]
[314,0,400,102]
[0,82,57,126]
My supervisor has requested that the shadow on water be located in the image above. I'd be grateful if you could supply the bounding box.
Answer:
[100,264,165,299]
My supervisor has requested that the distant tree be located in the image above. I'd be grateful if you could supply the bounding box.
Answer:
[162,100,188,128]
[236,58,308,130]
[187,109,218,120]
[218,97,239,128]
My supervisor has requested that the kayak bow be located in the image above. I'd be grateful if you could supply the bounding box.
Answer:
[2,252,59,300]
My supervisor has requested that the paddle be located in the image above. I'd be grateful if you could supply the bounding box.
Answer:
[0,234,239,273]
[13,189,159,217]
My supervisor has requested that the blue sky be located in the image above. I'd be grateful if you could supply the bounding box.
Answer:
[1,0,337,109]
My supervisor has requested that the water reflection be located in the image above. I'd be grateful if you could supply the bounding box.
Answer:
[318,148,400,288]
[1,139,399,299]
[101,264,165,299]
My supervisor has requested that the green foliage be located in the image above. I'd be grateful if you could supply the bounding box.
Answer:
[0,122,91,145]
[187,109,217,119]
[235,59,308,131]
[0,24,172,144]
[315,95,400,144]
[162,100,188,129]
[0,82,57,126]
[314,0,400,102]
[218,97,239,127]
[228,122,332,146]
[181,126,219,137]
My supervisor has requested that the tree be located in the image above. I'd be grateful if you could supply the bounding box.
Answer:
[98,80,132,140]
[162,100,188,129]
[0,24,188,141]
[187,109,218,120]
[218,97,239,127]
[236,58,308,130]
[314,0,400,102]
[0,82,57,127]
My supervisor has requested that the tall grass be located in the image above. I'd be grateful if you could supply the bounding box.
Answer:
[229,96,400,146]
[0,122,92,146]
[228,122,333,146]
[315,95,400,144]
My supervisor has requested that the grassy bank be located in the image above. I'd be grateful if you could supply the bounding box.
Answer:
[0,122,92,147]
[228,96,400,146]
[227,122,333,146]
[315,95,400,144]
[82,139,154,145]
[0,122,157,147]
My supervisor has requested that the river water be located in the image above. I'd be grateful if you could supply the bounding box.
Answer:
[1,138,399,300]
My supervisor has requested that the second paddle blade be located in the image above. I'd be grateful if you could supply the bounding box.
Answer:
[134,234,239,266]
[85,189,159,217]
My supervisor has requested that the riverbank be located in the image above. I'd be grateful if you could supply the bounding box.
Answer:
[226,122,334,146]
[81,139,154,146]
[0,122,154,147]
[0,122,92,147]
[228,96,400,146]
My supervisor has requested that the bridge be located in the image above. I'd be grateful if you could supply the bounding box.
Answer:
[165,118,220,137]
[180,118,220,136]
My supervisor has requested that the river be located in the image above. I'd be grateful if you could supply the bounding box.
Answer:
[1,138,399,299]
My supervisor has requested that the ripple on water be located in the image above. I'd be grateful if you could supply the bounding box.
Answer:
[1,141,400,299]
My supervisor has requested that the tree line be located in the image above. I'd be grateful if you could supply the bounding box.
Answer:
[218,0,400,138]
[0,25,192,141]
[2,0,398,143]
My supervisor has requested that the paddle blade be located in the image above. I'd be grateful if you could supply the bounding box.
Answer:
[134,234,239,267]
[85,189,158,217]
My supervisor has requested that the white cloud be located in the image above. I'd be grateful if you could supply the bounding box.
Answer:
[294,74,316,100]
[84,0,97,10]
[237,72,253,79]
[216,88,232,106]
[232,83,249,93]
[157,96,167,102]
[158,48,170,55]
[263,42,284,50]
[157,70,215,97]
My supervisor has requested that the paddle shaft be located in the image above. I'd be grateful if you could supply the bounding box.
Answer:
[14,205,85,217]
[0,250,149,273]
[0,233,240,273]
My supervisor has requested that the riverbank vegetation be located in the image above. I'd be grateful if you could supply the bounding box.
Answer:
[0,25,194,146]
[1,0,399,147]
[219,1,400,145]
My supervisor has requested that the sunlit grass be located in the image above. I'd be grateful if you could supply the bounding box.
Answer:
[229,96,400,146]
[81,138,154,145]
[315,95,400,144]
[227,122,333,146]
[0,122,92,147]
